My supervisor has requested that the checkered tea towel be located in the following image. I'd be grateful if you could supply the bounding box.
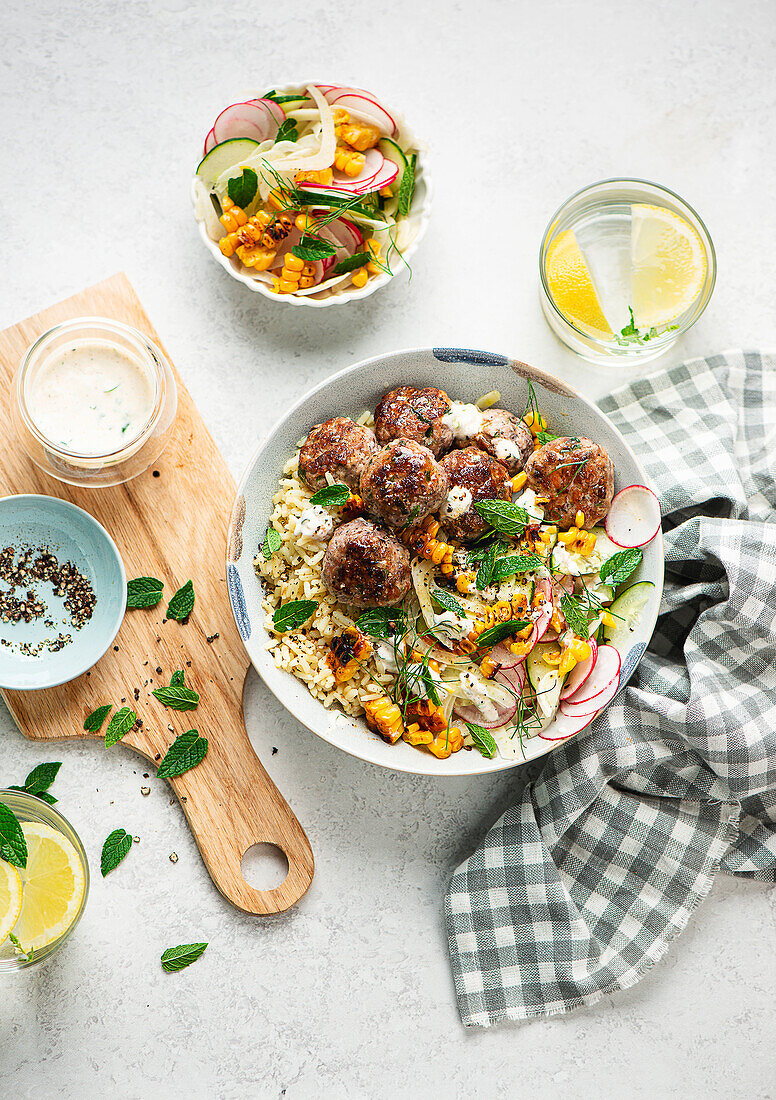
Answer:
[445,350,776,1027]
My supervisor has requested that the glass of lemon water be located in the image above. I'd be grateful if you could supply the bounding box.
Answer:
[539,179,716,365]
[0,789,89,971]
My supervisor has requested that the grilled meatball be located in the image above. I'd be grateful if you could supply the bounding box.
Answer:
[439,447,512,541]
[298,417,379,493]
[524,437,614,528]
[360,439,449,528]
[374,386,453,457]
[471,409,534,473]
[321,518,411,608]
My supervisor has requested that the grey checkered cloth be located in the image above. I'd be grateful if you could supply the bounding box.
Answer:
[445,350,776,1027]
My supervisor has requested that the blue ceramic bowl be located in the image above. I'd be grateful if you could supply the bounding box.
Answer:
[227,348,664,776]
[0,496,126,690]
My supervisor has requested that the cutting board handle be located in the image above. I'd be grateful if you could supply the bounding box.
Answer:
[161,717,314,916]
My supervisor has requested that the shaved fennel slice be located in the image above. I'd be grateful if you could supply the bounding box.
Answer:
[267,84,336,172]
[411,558,436,630]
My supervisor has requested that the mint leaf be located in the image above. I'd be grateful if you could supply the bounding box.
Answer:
[430,588,467,617]
[475,619,530,648]
[272,599,317,632]
[101,828,132,876]
[535,430,559,445]
[227,168,258,209]
[274,118,298,144]
[105,707,136,747]
[7,786,57,805]
[170,670,185,687]
[127,576,164,609]
[157,730,208,779]
[466,722,498,759]
[490,554,545,582]
[599,548,643,588]
[473,499,531,537]
[152,684,199,711]
[354,607,405,639]
[291,235,337,262]
[397,153,416,216]
[476,543,497,589]
[0,802,27,868]
[560,593,590,638]
[295,190,386,220]
[262,527,282,559]
[332,251,370,275]
[161,942,208,972]
[309,483,350,507]
[84,704,112,732]
[21,762,62,797]
[167,580,195,622]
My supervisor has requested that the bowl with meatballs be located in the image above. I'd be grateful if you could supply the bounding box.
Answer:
[227,348,663,776]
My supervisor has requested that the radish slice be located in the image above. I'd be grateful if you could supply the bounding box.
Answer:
[559,646,621,716]
[539,709,598,741]
[258,97,285,126]
[203,127,217,156]
[559,638,598,700]
[213,100,281,145]
[529,578,553,648]
[329,92,397,135]
[605,485,661,548]
[454,697,517,730]
[495,661,527,696]
[542,627,559,643]
[339,218,364,247]
[362,159,399,192]
[488,643,524,670]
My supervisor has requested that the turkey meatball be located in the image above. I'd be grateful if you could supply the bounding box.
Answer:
[321,518,411,608]
[439,447,512,541]
[360,439,449,528]
[298,417,379,493]
[471,409,533,473]
[524,437,614,529]
[374,386,453,457]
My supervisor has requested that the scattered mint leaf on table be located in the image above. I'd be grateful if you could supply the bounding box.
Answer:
[152,684,199,711]
[332,252,370,275]
[272,600,317,632]
[84,704,112,732]
[105,707,136,747]
[161,942,208,972]
[309,483,350,507]
[599,548,643,587]
[262,527,282,559]
[22,761,62,795]
[227,168,258,209]
[475,620,530,648]
[466,722,498,759]
[0,802,27,868]
[127,576,164,609]
[101,828,132,876]
[157,730,208,779]
[167,581,195,622]
[170,670,185,687]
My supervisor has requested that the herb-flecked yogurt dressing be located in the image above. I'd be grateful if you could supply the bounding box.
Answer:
[27,339,155,455]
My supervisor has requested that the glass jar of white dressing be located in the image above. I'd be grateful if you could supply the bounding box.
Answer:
[11,318,177,487]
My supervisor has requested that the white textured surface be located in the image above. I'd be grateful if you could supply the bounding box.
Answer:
[2,1,776,1096]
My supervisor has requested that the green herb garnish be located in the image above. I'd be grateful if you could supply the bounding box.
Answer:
[599,548,643,587]
[167,580,195,622]
[354,607,405,639]
[476,542,497,590]
[171,670,185,687]
[262,527,282,559]
[560,594,591,638]
[274,118,298,144]
[291,235,337,262]
[272,599,317,632]
[0,802,27,868]
[332,251,371,275]
[397,153,416,215]
[126,576,164,609]
[101,828,132,876]
[490,553,546,583]
[157,730,209,779]
[535,430,559,445]
[263,90,310,104]
[473,499,531,537]
[84,704,112,732]
[309,483,350,507]
[8,933,33,962]
[227,167,258,209]
[430,588,467,617]
[161,942,208,972]
[152,683,199,711]
[104,707,136,747]
[475,619,530,648]
[7,761,62,805]
[615,306,679,346]
[466,722,498,759]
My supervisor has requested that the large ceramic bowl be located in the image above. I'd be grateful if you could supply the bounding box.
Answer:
[227,348,664,776]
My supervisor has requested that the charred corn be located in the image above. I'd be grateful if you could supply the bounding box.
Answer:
[335,118,380,151]
[406,699,448,734]
[511,471,528,492]
[363,695,404,744]
[365,238,383,275]
[400,518,454,567]
[403,723,433,746]
[236,243,276,270]
[295,168,333,186]
[327,627,373,683]
[334,144,366,177]
[427,726,464,759]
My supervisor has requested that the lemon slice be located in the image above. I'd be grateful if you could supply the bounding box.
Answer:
[545,228,613,338]
[0,859,24,948]
[11,823,85,952]
[631,204,706,328]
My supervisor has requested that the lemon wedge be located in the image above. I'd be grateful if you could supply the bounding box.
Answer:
[11,823,85,952]
[631,204,706,329]
[545,229,613,338]
[0,859,24,948]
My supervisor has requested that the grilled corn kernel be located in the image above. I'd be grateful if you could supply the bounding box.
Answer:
[363,695,404,744]
[332,107,350,125]
[351,268,369,288]
[508,639,531,657]
[403,723,433,746]
[335,120,380,151]
[427,726,464,758]
[480,654,498,679]
[268,188,290,210]
[558,527,579,545]
[550,610,564,634]
[511,471,528,492]
[543,647,562,665]
[582,533,597,554]
[601,610,616,629]
[456,572,474,594]
[295,167,333,186]
[237,244,276,270]
[295,213,316,233]
[379,186,393,198]
[523,410,547,434]
[284,253,305,273]
[575,510,585,528]
[334,144,366,176]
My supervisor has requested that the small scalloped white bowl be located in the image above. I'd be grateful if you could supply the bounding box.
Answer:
[191,83,432,307]
[226,348,665,777]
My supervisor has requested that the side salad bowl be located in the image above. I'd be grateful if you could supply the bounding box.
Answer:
[192,82,432,307]
[226,348,664,777]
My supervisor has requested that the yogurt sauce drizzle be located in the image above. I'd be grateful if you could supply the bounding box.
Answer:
[27,339,155,455]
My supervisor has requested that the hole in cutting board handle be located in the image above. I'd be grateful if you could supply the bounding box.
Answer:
[241,842,289,893]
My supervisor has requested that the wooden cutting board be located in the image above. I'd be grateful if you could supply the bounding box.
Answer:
[0,273,314,915]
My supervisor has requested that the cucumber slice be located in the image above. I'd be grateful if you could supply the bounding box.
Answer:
[377,137,409,173]
[196,139,260,189]
[603,581,655,651]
